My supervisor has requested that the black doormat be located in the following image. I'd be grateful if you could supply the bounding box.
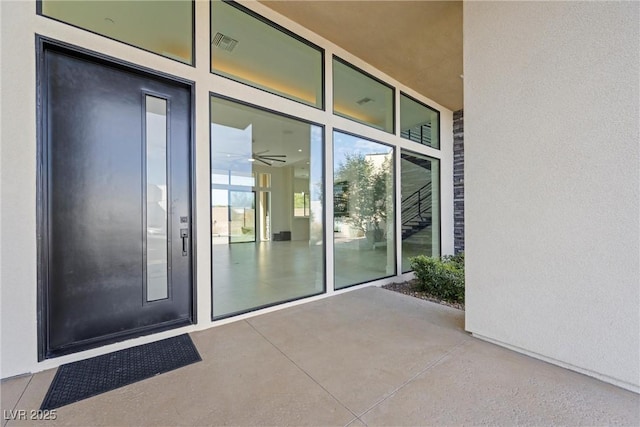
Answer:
[41,334,201,410]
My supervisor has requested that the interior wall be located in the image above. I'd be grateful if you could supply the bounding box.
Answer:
[464,1,640,392]
[292,177,311,241]
[268,166,292,236]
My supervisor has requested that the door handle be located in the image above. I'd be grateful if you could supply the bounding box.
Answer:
[180,229,189,256]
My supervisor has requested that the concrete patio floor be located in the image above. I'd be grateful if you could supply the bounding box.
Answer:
[2,287,639,426]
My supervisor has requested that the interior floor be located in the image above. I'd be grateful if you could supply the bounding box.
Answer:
[212,240,324,317]
[212,236,437,317]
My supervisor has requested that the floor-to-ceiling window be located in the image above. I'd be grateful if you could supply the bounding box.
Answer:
[333,131,395,288]
[400,151,440,272]
[399,93,441,270]
[210,96,324,318]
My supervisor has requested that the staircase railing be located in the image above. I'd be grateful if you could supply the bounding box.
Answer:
[401,182,432,238]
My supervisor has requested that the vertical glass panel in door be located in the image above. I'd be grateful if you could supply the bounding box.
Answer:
[229,191,256,243]
[41,1,194,64]
[400,93,440,148]
[210,96,324,319]
[145,96,168,302]
[333,131,395,288]
[401,150,440,272]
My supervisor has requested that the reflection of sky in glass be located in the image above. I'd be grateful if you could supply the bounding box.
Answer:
[333,132,392,169]
[212,189,228,207]
[147,112,167,185]
[210,123,252,173]
[310,125,323,199]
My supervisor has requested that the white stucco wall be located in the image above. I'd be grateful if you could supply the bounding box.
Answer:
[464,1,640,392]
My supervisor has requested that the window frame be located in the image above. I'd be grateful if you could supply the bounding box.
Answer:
[399,148,442,273]
[399,91,441,150]
[293,191,311,218]
[332,55,396,134]
[209,92,328,320]
[332,128,398,289]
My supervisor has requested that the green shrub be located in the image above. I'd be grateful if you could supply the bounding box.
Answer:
[410,253,465,303]
[442,252,464,269]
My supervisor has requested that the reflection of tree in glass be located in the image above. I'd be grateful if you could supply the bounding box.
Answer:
[334,153,391,240]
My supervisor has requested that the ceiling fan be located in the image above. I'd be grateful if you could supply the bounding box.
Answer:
[251,150,286,166]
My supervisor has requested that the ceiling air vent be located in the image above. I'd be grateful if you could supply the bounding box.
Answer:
[356,97,373,105]
[212,32,238,52]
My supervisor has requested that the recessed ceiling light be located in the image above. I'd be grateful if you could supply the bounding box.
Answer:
[298,149,302,152]
[248,158,255,162]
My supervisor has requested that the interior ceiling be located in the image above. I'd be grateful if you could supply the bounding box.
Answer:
[259,0,463,111]
[211,98,313,177]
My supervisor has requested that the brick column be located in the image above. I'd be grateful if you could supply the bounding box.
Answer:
[453,109,464,254]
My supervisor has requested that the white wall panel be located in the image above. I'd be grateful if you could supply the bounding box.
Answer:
[464,1,639,392]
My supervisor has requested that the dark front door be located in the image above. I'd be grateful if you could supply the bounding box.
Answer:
[40,43,193,358]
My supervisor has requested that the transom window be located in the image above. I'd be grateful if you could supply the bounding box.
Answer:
[211,1,324,108]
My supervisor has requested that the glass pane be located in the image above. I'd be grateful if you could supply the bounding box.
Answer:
[230,171,255,187]
[401,151,440,272]
[145,96,168,301]
[400,94,440,148]
[293,191,311,217]
[294,192,306,217]
[212,169,230,185]
[211,96,324,318]
[211,1,323,108]
[212,189,229,245]
[333,131,395,288]
[41,1,193,65]
[229,191,256,243]
[333,58,394,133]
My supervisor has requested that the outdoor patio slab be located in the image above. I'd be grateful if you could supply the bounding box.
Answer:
[4,369,57,426]
[1,286,638,426]
[247,287,470,415]
[1,375,32,427]
[360,338,640,426]
[5,321,355,427]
